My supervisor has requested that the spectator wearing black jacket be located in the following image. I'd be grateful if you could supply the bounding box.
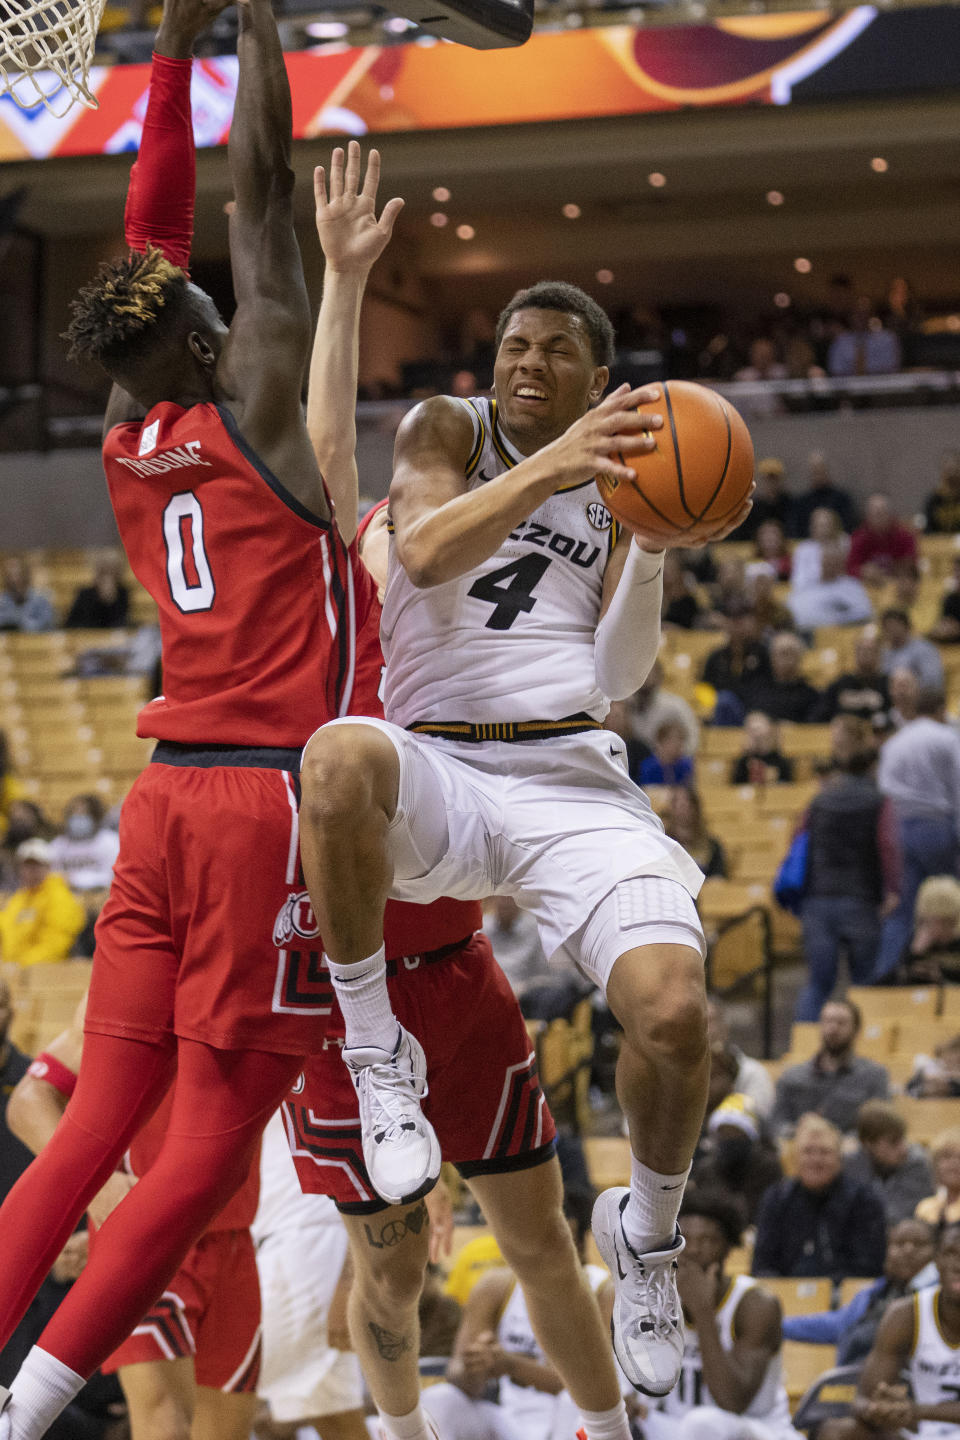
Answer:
[730,712,794,786]
[812,630,891,728]
[790,451,859,538]
[65,553,129,630]
[753,1114,888,1280]
[701,603,770,724]
[736,456,796,541]
[745,632,822,723]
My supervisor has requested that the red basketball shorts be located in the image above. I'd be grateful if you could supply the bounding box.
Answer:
[284,932,557,1212]
[100,1227,261,1391]
[86,749,327,1056]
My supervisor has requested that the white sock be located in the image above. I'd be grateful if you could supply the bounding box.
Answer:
[327,946,398,1053]
[3,1348,84,1440]
[378,1404,433,1440]
[621,1156,690,1255]
[579,1400,631,1440]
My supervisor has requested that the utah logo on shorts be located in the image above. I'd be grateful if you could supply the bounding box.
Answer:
[273,890,321,948]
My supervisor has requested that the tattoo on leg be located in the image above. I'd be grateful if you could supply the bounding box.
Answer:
[364,1201,429,1250]
[368,1322,413,1361]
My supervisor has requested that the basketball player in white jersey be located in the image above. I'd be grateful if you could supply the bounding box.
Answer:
[298,279,753,1399]
[820,1223,960,1440]
[641,1192,798,1440]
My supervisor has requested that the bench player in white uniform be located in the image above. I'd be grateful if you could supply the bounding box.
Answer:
[299,280,753,1400]
[820,1223,960,1440]
[641,1192,798,1440]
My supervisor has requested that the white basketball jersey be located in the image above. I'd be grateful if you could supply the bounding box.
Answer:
[660,1275,793,1431]
[382,396,624,728]
[909,1287,960,1438]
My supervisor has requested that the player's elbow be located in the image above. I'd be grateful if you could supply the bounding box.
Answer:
[395,535,445,589]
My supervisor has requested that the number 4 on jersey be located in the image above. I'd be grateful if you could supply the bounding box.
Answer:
[468,554,552,631]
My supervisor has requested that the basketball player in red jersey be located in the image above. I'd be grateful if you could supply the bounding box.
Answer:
[8,999,260,1440]
[281,145,633,1440]
[0,4,405,1437]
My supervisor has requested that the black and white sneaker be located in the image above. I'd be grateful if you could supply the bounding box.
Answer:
[344,1025,441,1206]
[592,1187,685,1397]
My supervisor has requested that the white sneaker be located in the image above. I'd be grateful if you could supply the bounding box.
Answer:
[592,1187,685,1397]
[345,1025,441,1206]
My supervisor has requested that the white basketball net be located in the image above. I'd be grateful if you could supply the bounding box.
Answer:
[0,0,108,116]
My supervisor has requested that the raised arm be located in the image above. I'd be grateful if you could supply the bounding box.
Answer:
[307,142,403,544]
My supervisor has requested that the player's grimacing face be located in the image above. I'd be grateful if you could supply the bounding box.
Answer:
[494,309,606,453]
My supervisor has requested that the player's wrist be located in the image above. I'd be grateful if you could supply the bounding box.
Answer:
[153,31,196,59]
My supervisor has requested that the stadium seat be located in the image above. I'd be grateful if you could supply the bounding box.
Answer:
[847,986,940,1023]
[783,1342,837,1411]
[762,1277,833,1317]
[583,1136,631,1191]
[892,1095,960,1144]
[791,1363,861,1429]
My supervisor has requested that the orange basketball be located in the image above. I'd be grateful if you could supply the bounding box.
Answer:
[597,381,754,545]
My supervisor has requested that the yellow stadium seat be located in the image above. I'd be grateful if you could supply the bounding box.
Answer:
[789,1023,821,1060]
[838,1277,876,1307]
[584,1137,631,1191]
[782,1341,833,1410]
[847,986,940,1023]
[893,1095,960,1145]
[762,1277,833,1317]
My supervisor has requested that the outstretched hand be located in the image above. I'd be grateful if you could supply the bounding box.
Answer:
[316,141,404,276]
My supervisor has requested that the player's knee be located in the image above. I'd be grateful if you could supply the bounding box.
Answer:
[495,1203,577,1282]
[354,1247,426,1315]
[619,950,707,1065]
[301,727,396,833]
[127,1392,192,1440]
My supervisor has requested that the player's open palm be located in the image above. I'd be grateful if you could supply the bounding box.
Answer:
[315,141,404,276]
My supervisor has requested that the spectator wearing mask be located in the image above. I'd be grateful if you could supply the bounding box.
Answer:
[705,997,775,1120]
[638,720,695,787]
[922,449,960,535]
[701,602,770,725]
[773,999,890,1137]
[691,1093,782,1225]
[745,632,821,724]
[790,452,858,540]
[907,1035,960,1099]
[64,552,130,630]
[875,687,960,977]
[0,975,33,1202]
[794,752,900,1021]
[754,520,792,581]
[0,557,55,633]
[886,875,960,987]
[813,630,890,728]
[661,552,703,630]
[879,609,943,691]
[887,665,920,730]
[915,1128,960,1229]
[0,839,86,967]
[664,786,728,880]
[48,796,120,893]
[791,507,849,592]
[752,1114,887,1280]
[844,1101,935,1225]
[731,712,794,785]
[788,542,874,632]
[848,497,918,587]
[781,1218,937,1364]
[736,457,795,541]
[628,660,700,756]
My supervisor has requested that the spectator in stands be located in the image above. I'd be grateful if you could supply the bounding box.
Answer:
[638,719,695,787]
[929,554,960,644]
[794,751,900,1020]
[710,555,750,618]
[731,712,794,785]
[875,686,960,978]
[605,700,652,782]
[755,520,792,581]
[907,1033,960,1100]
[791,507,849,592]
[787,541,874,631]
[813,629,891,729]
[828,714,877,770]
[0,975,33,1203]
[791,452,858,539]
[664,786,728,879]
[661,551,703,630]
[736,456,795,541]
[922,449,960,535]
[735,336,788,383]
[48,795,120,893]
[747,565,794,638]
[701,601,771,725]
[888,665,920,730]
[781,1217,937,1364]
[704,1044,740,1122]
[691,1093,782,1225]
[848,497,918,587]
[0,839,86,967]
[915,1128,960,1228]
[0,557,55,633]
[773,999,891,1136]
[827,297,902,378]
[745,632,822,724]
[753,1114,887,1280]
[886,875,960,987]
[0,730,26,842]
[0,799,54,891]
[640,1190,798,1440]
[482,895,548,998]
[629,660,700,755]
[844,1100,935,1225]
[64,551,130,630]
[880,608,944,689]
[706,997,775,1119]
[881,560,923,628]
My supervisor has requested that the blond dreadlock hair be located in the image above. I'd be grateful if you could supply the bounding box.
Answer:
[64,245,188,365]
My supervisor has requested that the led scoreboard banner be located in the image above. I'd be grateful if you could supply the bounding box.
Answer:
[0,5,957,161]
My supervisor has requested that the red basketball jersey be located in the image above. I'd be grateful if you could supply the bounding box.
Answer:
[128,1090,259,1231]
[350,563,483,955]
[104,401,369,747]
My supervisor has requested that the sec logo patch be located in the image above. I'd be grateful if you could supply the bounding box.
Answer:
[587,501,614,530]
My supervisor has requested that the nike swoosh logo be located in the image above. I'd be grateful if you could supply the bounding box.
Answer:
[613,1235,628,1282]
[661,1183,684,1191]
[478,469,493,483]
